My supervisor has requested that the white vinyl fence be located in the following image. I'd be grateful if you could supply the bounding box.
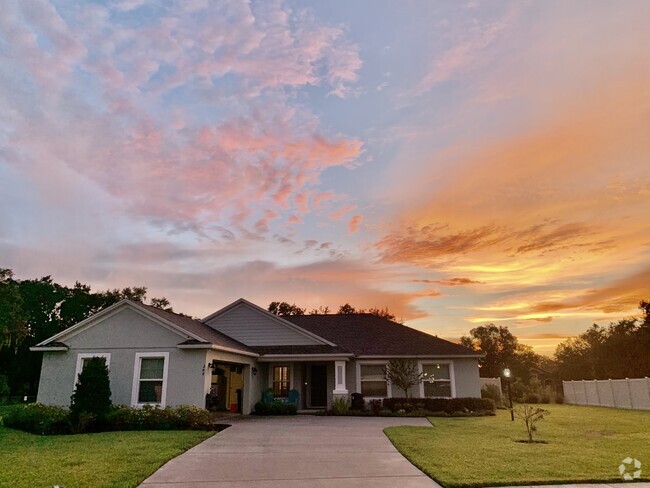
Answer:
[563,378,650,410]
[480,377,502,391]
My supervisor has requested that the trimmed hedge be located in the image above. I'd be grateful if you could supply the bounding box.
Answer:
[1,403,216,435]
[105,405,215,431]
[253,401,297,415]
[381,397,495,415]
[1,404,72,435]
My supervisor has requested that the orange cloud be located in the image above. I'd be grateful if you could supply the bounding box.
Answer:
[348,215,363,234]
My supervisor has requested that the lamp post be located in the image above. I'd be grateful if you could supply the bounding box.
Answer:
[503,368,514,421]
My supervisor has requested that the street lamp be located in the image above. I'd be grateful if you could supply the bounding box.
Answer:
[503,368,514,421]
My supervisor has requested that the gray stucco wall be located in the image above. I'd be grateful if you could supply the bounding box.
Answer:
[36,306,239,408]
[451,357,481,397]
[345,357,481,400]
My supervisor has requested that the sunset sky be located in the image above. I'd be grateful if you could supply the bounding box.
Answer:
[2,0,649,355]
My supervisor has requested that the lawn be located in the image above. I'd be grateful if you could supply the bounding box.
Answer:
[0,407,213,488]
[385,404,649,488]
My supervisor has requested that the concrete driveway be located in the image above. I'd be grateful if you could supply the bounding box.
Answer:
[140,415,441,487]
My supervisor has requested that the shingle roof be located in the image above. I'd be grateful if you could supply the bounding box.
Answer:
[284,314,479,357]
[251,345,351,355]
[140,304,254,353]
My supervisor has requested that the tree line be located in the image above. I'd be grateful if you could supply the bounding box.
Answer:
[268,301,400,321]
[0,269,171,398]
[460,301,650,382]
[1,268,648,398]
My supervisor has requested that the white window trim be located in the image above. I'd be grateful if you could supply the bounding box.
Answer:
[419,360,456,399]
[356,360,391,399]
[131,352,170,407]
[268,363,293,397]
[74,353,111,389]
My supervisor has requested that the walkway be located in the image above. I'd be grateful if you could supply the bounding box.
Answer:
[140,415,440,487]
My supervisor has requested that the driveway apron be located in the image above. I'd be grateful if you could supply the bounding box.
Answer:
[140,415,441,487]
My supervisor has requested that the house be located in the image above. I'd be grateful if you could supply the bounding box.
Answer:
[31,298,482,414]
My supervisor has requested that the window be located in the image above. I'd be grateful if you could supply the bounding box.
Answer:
[422,363,453,398]
[132,352,169,406]
[74,353,110,388]
[359,364,387,397]
[272,365,290,397]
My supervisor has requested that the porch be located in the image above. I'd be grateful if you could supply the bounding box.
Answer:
[257,356,351,410]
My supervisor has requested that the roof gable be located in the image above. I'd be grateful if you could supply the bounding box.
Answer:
[202,298,334,347]
[284,314,481,357]
[34,300,254,355]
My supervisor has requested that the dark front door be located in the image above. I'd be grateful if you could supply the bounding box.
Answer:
[310,364,327,407]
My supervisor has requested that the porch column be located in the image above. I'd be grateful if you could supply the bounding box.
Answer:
[333,360,348,397]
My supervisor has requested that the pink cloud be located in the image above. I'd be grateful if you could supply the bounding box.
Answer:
[329,204,357,220]
[348,215,363,234]
[0,0,364,238]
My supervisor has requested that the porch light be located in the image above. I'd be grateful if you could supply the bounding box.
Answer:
[252,367,258,376]
[503,368,511,378]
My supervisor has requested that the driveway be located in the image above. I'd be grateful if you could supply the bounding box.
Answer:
[140,415,441,487]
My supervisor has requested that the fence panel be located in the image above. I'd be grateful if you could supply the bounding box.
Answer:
[480,377,502,391]
[563,378,650,410]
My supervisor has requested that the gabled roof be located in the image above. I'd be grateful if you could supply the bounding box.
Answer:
[139,304,255,354]
[284,314,481,357]
[202,298,335,346]
[32,300,255,356]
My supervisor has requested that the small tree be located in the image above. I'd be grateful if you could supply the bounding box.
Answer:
[70,357,112,423]
[383,359,423,398]
[515,404,549,442]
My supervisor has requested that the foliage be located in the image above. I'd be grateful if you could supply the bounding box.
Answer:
[481,384,503,407]
[514,404,550,442]
[1,403,216,434]
[1,403,72,435]
[70,357,112,426]
[460,324,546,381]
[267,301,306,315]
[554,301,650,379]
[0,268,169,398]
[268,301,401,321]
[150,297,173,311]
[385,405,650,487]
[105,405,215,431]
[309,305,330,314]
[253,401,297,415]
[382,397,495,415]
[0,419,211,488]
[330,396,350,415]
[0,374,10,398]
[383,359,423,398]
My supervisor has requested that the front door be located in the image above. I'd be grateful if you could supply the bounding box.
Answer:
[310,364,327,407]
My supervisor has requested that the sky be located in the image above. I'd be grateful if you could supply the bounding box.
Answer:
[2,0,650,355]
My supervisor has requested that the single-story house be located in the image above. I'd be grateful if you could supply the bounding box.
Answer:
[31,298,482,414]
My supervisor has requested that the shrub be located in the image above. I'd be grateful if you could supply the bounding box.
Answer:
[1,403,72,435]
[524,392,541,404]
[368,399,382,415]
[105,405,215,431]
[70,357,112,427]
[382,397,495,415]
[538,386,555,404]
[253,401,297,415]
[515,404,550,442]
[330,397,350,415]
[2,403,216,434]
[481,384,503,407]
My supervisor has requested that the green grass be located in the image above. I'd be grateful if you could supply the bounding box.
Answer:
[385,404,650,488]
[0,406,213,488]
